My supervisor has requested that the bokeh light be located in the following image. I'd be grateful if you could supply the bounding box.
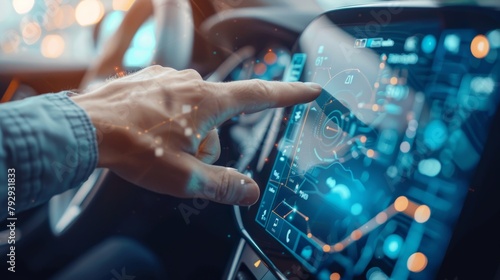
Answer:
[12,0,34,14]
[330,272,341,280]
[41,34,65,58]
[407,252,428,273]
[383,234,403,259]
[21,20,41,45]
[471,34,490,59]
[414,205,431,223]
[113,0,136,11]
[394,196,408,212]
[1,30,21,54]
[47,5,76,30]
[264,51,277,65]
[254,63,267,76]
[75,0,104,26]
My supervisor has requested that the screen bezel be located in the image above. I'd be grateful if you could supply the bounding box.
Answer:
[235,5,500,279]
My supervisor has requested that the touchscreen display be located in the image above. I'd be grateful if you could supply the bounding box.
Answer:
[255,12,500,279]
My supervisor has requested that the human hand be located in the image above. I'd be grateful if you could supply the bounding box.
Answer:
[72,66,321,206]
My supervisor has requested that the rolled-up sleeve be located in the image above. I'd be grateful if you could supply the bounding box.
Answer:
[0,92,98,221]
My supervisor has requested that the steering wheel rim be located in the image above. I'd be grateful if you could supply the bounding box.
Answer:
[49,0,195,236]
[153,0,194,70]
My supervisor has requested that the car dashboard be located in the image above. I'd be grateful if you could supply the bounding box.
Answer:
[223,3,500,280]
[2,1,500,280]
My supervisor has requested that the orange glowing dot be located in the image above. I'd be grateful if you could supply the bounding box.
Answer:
[307,233,312,238]
[390,77,398,85]
[471,34,490,59]
[41,34,65,58]
[414,205,431,223]
[372,104,379,111]
[351,229,362,241]
[264,52,278,65]
[323,245,331,252]
[366,149,375,158]
[330,272,341,280]
[375,212,388,224]
[374,82,379,88]
[407,252,428,272]
[254,63,267,76]
[305,217,309,221]
[394,196,409,212]
[333,243,343,252]
[379,62,385,69]
[360,135,367,144]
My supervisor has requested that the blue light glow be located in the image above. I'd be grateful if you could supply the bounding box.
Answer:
[351,203,363,215]
[421,34,437,54]
[383,234,403,259]
[418,158,441,177]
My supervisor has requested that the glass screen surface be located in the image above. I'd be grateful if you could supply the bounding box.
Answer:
[255,10,500,279]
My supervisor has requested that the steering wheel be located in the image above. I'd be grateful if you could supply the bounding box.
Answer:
[48,0,195,236]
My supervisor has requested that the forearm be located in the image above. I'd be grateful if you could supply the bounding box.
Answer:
[0,92,98,220]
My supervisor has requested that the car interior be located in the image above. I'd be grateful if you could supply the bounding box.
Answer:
[1,0,500,279]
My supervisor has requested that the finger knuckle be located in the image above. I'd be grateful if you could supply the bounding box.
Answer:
[216,169,231,202]
[181,68,202,79]
[148,64,164,73]
[252,79,273,101]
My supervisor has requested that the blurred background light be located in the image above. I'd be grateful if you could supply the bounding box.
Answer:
[12,0,35,14]
[41,34,65,58]
[1,30,21,54]
[113,0,136,11]
[75,0,104,26]
[21,20,42,45]
[46,5,76,30]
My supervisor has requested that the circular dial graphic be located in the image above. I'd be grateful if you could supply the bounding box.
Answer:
[313,69,377,162]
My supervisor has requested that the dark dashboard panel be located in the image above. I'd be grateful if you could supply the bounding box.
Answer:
[237,5,500,280]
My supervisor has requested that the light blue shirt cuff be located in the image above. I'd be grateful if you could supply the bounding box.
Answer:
[0,92,98,220]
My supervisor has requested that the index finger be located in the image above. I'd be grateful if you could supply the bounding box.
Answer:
[210,79,322,122]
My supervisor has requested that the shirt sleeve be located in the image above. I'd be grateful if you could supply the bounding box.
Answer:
[0,92,98,221]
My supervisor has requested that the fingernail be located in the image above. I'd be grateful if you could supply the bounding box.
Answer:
[238,181,260,206]
[304,82,322,91]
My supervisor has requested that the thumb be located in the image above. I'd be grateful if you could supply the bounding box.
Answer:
[192,162,260,206]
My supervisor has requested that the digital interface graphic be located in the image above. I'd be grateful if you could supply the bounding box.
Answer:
[256,19,500,279]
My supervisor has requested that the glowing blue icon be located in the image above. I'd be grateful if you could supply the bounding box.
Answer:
[421,35,437,54]
[444,34,460,54]
[300,245,313,260]
[487,29,500,48]
[330,184,351,200]
[326,177,336,188]
[404,36,418,52]
[367,267,389,280]
[350,203,363,215]
[424,120,448,151]
[383,234,403,259]
[318,45,324,54]
[294,111,302,122]
[418,158,442,177]
[273,170,280,180]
